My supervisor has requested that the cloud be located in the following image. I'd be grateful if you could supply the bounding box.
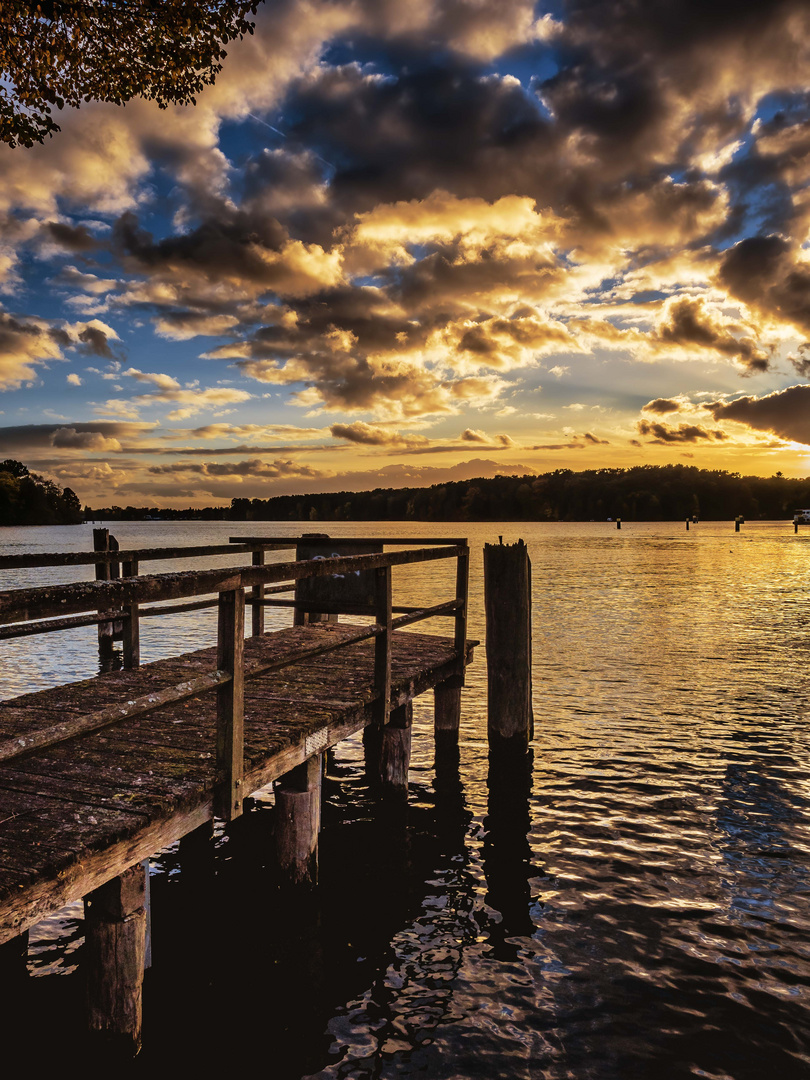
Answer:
[636,419,729,443]
[0,421,155,455]
[329,421,429,447]
[66,373,82,386]
[0,312,66,388]
[122,368,182,392]
[718,235,810,335]
[460,428,514,447]
[147,458,321,480]
[705,385,810,444]
[643,397,682,415]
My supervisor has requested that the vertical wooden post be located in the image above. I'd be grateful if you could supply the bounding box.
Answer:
[379,701,412,796]
[93,528,115,663]
[484,539,533,751]
[216,581,245,822]
[294,533,331,625]
[686,519,690,531]
[454,543,469,683]
[251,548,265,636]
[84,863,147,1057]
[121,558,140,669]
[435,678,462,743]
[274,755,322,887]
[373,563,392,729]
[616,518,621,530]
[735,516,741,531]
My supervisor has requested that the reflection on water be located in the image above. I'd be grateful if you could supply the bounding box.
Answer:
[1,520,810,1076]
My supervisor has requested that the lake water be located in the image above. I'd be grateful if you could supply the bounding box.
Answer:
[1,519,809,1077]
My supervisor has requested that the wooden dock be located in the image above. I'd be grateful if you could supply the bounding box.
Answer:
[0,534,474,1054]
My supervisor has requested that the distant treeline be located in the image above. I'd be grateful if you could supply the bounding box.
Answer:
[0,459,83,526]
[89,465,810,523]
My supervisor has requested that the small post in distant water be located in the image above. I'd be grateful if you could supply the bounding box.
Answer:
[484,539,533,752]
[735,516,741,532]
[617,518,621,530]
[686,519,689,531]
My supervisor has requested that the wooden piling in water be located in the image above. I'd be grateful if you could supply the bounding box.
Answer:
[274,755,322,887]
[84,862,147,1057]
[434,676,462,771]
[484,539,533,752]
[379,701,413,797]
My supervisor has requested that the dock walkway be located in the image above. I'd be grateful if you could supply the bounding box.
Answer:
[0,621,473,940]
[0,533,473,1053]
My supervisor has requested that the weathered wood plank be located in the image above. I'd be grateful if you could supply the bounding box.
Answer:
[0,545,464,623]
[0,623,476,946]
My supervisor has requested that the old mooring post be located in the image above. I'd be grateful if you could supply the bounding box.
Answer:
[376,701,413,797]
[274,755,322,887]
[484,539,533,752]
[84,862,147,1056]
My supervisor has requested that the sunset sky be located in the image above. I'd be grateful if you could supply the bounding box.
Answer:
[2,0,810,507]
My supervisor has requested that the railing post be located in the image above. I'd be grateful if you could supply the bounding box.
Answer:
[251,549,265,636]
[121,558,139,669]
[93,528,115,663]
[216,579,245,821]
[373,563,392,729]
[454,542,469,682]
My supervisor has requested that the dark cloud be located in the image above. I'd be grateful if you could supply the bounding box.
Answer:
[329,421,428,448]
[719,236,810,335]
[643,398,681,414]
[0,422,153,453]
[706,385,810,444]
[636,419,728,443]
[582,432,609,444]
[656,296,770,372]
[284,58,556,216]
[147,458,321,479]
[42,221,99,252]
[113,208,289,284]
[78,326,116,358]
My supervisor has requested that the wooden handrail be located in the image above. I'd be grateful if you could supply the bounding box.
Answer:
[0,540,296,570]
[0,546,465,624]
[1,537,470,824]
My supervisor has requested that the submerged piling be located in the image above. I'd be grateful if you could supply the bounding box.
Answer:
[274,755,322,888]
[484,539,533,752]
[84,863,147,1056]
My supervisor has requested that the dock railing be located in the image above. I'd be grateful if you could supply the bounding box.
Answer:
[0,536,469,819]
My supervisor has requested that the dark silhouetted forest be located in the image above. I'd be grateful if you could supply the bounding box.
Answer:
[0,459,83,525]
[88,465,810,522]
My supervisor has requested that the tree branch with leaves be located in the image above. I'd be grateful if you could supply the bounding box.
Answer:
[0,1,261,147]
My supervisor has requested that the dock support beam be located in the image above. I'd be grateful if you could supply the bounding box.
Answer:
[84,862,147,1057]
[484,539,533,752]
[379,701,412,797]
[434,677,462,768]
[274,755,322,888]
